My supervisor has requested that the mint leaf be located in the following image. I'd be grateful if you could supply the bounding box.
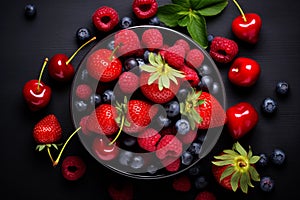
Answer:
[178,14,191,27]
[197,0,228,16]
[157,4,185,27]
[187,14,208,48]
[191,0,228,10]
[172,0,190,8]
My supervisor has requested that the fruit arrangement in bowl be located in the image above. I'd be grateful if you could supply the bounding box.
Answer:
[70,25,227,179]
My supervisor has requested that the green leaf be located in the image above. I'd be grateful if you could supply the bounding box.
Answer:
[191,0,228,11]
[220,165,235,181]
[187,14,208,49]
[230,171,241,192]
[214,154,236,160]
[197,0,228,16]
[172,0,190,8]
[157,4,185,27]
[178,15,191,27]
[140,65,157,73]
[223,149,239,156]
[249,155,260,164]
[148,72,160,85]
[248,166,260,181]
[240,173,249,193]
[212,160,234,166]
[233,142,247,157]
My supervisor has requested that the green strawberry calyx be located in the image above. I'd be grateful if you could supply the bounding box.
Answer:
[140,52,185,91]
[212,142,261,194]
[179,89,204,130]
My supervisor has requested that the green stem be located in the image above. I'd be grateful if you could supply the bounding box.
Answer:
[52,126,82,166]
[109,115,125,145]
[47,147,54,163]
[37,58,48,92]
[233,0,247,22]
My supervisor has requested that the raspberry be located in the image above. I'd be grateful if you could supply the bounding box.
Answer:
[141,28,163,51]
[174,39,190,53]
[161,157,181,172]
[61,156,86,181]
[108,181,134,200]
[177,130,197,144]
[137,128,161,152]
[186,48,204,69]
[209,36,238,63]
[181,64,200,87]
[172,175,192,192]
[79,115,89,135]
[195,191,216,200]
[164,45,186,69]
[156,135,182,159]
[118,71,139,94]
[132,0,158,19]
[75,84,92,100]
[92,6,119,32]
[114,29,141,56]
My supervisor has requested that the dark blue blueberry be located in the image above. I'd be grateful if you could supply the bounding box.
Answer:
[198,75,214,91]
[165,101,180,118]
[122,136,137,148]
[74,100,88,112]
[175,119,190,135]
[188,142,202,155]
[76,27,91,44]
[261,97,278,114]
[207,34,214,43]
[156,114,171,128]
[194,176,208,190]
[124,58,139,71]
[101,90,115,103]
[270,148,286,165]
[188,165,200,176]
[211,81,221,95]
[80,69,89,82]
[197,133,206,143]
[177,88,190,102]
[276,81,289,96]
[181,151,193,165]
[260,176,274,192]
[143,50,156,63]
[136,58,146,67]
[148,16,160,25]
[257,153,268,167]
[119,16,133,29]
[90,94,101,106]
[198,65,212,76]
[24,4,37,18]
[107,40,115,51]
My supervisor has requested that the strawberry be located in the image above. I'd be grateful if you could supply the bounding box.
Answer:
[140,52,185,104]
[180,64,200,87]
[156,135,182,160]
[114,29,141,56]
[137,128,161,151]
[180,90,226,130]
[86,48,122,82]
[185,48,204,69]
[86,104,119,135]
[141,28,163,51]
[212,142,260,194]
[164,45,185,69]
[33,114,62,150]
[195,191,216,200]
[172,175,191,192]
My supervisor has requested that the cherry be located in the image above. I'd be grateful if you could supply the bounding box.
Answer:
[228,57,261,87]
[226,102,259,140]
[231,0,262,44]
[92,137,119,161]
[23,58,51,111]
[48,36,96,82]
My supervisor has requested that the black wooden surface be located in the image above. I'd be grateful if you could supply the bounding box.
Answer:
[1,0,300,199]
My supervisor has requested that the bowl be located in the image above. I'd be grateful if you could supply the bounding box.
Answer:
[70,25,226,179]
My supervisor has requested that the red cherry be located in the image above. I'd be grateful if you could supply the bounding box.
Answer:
[231,0,262,44]
[22,58,51,111]
[48,37,96,82]
[228,57,260,87]
[226,102,259,139]
[92,137,119,161]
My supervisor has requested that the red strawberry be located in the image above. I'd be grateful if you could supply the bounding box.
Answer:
[156,135,182,160]
[132,0,158,19]
[92,6,119,32]
[180,64,200,87]
[195,191,216,200]
[118,71,139,94]
[141,28,163,51]
[33,114,62,145]
[164,45,185,69]
[114,29,141,56]
[137,128,161,151]
[172,175,191,192]
[86,104,119,135]
[86,48,122,82]
[186,48,204,69]
[140,53,185,104]
[212,142,261,194]
[108,181,134,200]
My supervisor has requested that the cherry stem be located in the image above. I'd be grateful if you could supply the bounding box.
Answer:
[109,115,125,146]
[37,58,49,92]
[52,126,82,167]
[109,44,120,61]
[233,0,247,22]
[47,146,54,163]
[66,36,97,65]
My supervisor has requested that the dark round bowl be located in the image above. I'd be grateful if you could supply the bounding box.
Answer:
[70,25,226,179]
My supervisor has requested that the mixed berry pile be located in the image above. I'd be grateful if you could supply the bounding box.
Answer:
[22,0,289,199]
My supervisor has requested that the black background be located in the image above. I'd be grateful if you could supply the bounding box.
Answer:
[1,0,300,199]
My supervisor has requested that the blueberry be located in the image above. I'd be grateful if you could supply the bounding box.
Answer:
[107,40,115,51]
[122,136,137,148]
[198,75,214,91]
[188,142,202,155]
[156,114,171,128]
[130,155,144,169]
[24,4,37,18]
[124,58,138,71]
[175,119,190,135]
[198,65,212,76]
[276,81,289,96]
[74,100,88,112]
[257,153,268,167]
[194,176,208,190]
[80,69,89,82]
[181,151,193,165]
[261,97,278,114]
[207,34,214,43]
[177,88,190,102]
[197,133,206,143]
[101,90,115,103]
[260,176,274,192]
[148,16,160,25]
[165,101,180,118]
[143,50,156,63]
[119,16,133,29]
[270,148,286,165]
[76,27,91,43]
[188,165,200,176]
[211,81,221,95]
[136,58,146,67]
[90,94,101,106]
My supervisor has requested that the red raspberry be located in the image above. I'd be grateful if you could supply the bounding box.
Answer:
[132,0,158,19]
[174,39,190,53]
[161,157,181,172]
[172,175,192,192]
[164,45,186,69]
[142,28,163,51]
[79,115,90,136]
[181,64,200,87]
[156,135,182,159]
[108,181,134,200]
[186,48,204,69]
[61,156,86,181]
[118,71,139,94]
[177,130,197,144]
[92,6,119,32]
[195,191,216,200]
[137,128,161,152]
[75,84,92,100]
[209,36,238,64]
[114,29,141,56]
